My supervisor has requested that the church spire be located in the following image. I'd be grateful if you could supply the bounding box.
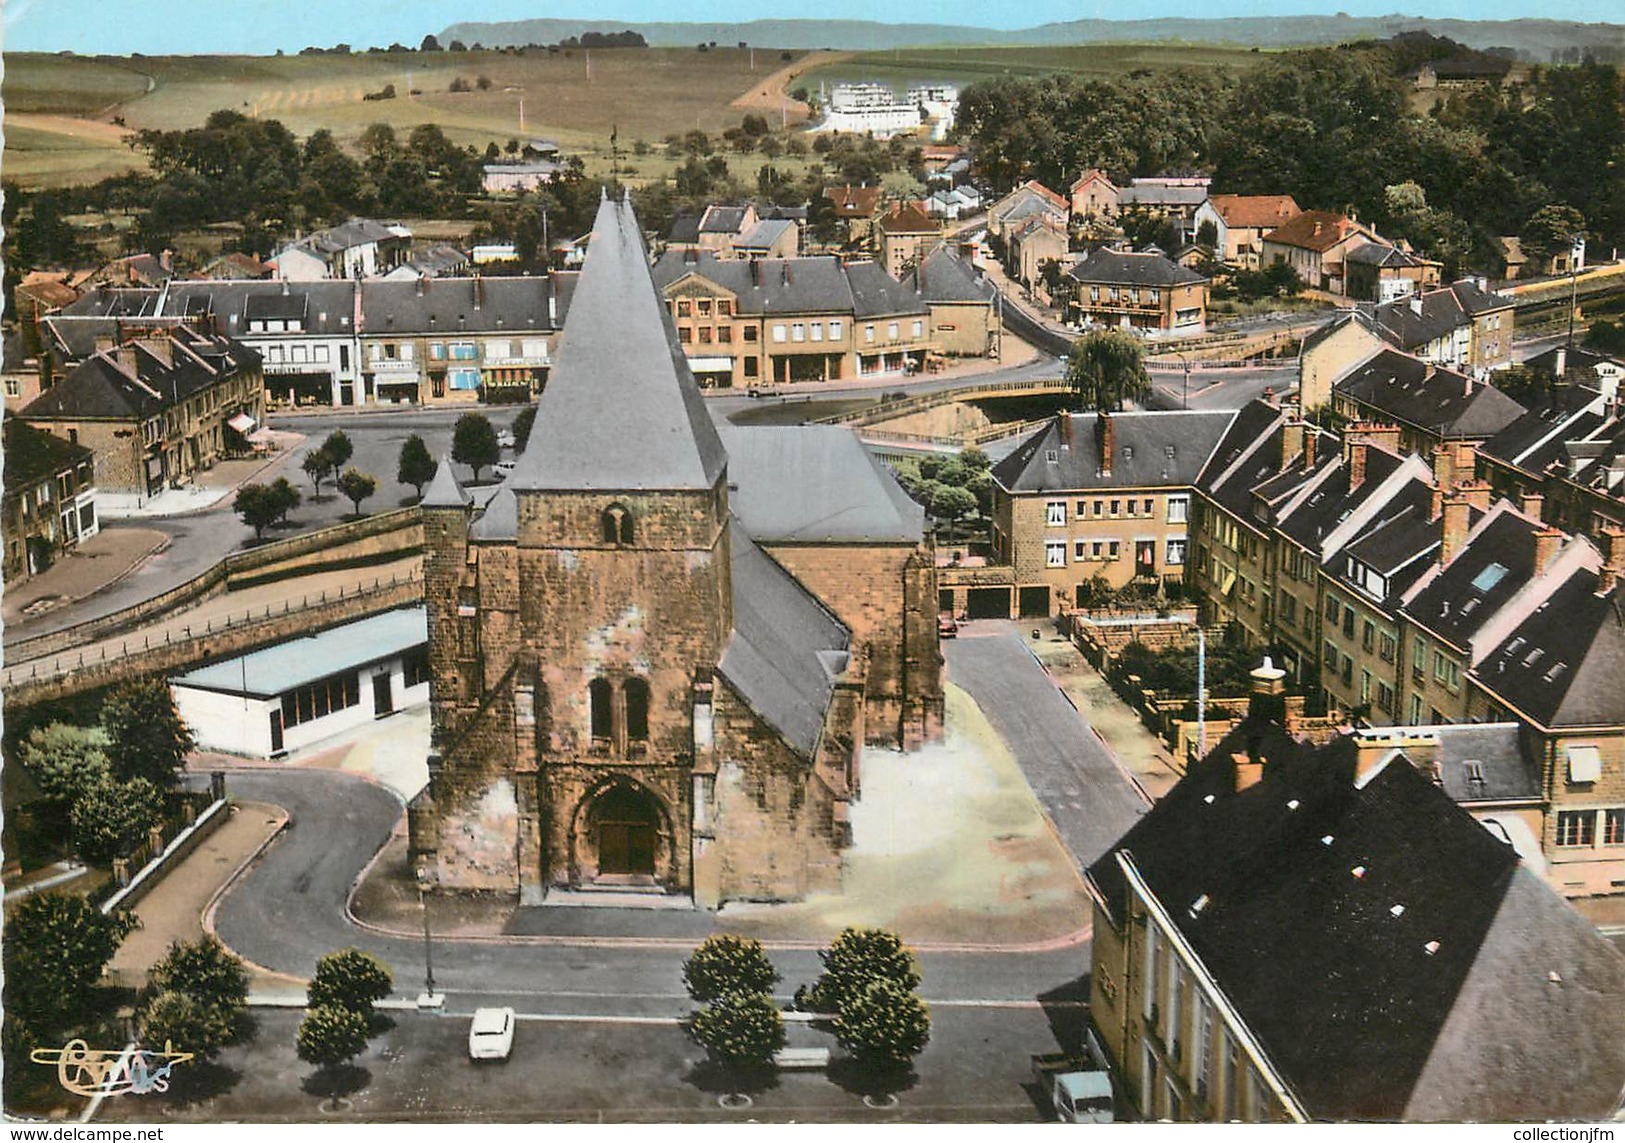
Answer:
[420,453,470,508]
[511,192,727,493]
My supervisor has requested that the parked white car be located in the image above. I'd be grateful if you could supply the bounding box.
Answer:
[468,1007,516,1060]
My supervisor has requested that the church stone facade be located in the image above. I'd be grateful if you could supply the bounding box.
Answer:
[410,194,942,907]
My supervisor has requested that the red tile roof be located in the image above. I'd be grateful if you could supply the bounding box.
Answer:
[823,184,883,219]
[1263,210,1374,253]
[877,202,938,234]
[1207,194,1302,230]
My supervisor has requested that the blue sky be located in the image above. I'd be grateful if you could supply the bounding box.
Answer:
[4,0,1619,55]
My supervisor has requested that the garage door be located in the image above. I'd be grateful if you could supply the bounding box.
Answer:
[966,587,1011,620]
[1018,586,1051,618]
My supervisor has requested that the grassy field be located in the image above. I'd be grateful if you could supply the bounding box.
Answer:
[5,42,1270,190]
[3,47,823,188]
[800,43,1271,92]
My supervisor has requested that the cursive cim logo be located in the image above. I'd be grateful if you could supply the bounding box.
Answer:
[30,1039,194,1097]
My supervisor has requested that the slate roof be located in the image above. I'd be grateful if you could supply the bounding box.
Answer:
[394,244,470,278]
[1066,248,1206,288]
[165,281,359,338]
[700,205,751,235]
[1403,509,1542,648]
[1335,350,1525,440]
[281,217,406,257]
[719,425,923,543]
[1477,566,1625,728]
[1118,183,1208,209]
[718,522,850,756]
[1203,194,1300,230]
[359,277,554,337]
[1345,241,1429,268]
[172,607,426,698]
[421,454,470,510]
[735,219,796,250]
[1088,728,1526,1121]
[1276,448,1406,551]
[1339,495,1441,597]
[845,260,928,319]
[1399,722,1544,805]
[22,328,259,422]
[57,287,164,319]
[1362,280,1512,352]
[667,210,703,245]
[1195,400,1288,520]
[513,193,726,493]
[993,411,1234,494]
[1524,344,1625,379]
[1480,389,1608,476]
[904,246,996,305]
[2,419,93,494]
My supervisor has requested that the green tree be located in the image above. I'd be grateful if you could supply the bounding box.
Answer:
[102,676,195,787]
[70,775,166,865]
[1066,330,1151,413]
[296,1003,371,1070]
[19,723,112,817]
[808,927,921,1014]
[451,412,501,481]
[2,894,135,1032]
[268,475,301,524]
[1521,204,1587,268]
[682,934,780,1003]
[397,434,437,498]
[929,484,979,543]
[308,948,393,1016]
[321,430,355,469]
[687,990,785,1069]
[336,468,378,516]
[302,448,335,495]
[958,447,991,472]
[147,936,249,1019]
[834,978,931,1066]
[141,990,234,1059]
[511,405,538,452]
[234,482,281,539]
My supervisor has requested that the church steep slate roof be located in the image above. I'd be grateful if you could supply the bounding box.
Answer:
[719,425,924,543]
[512,193,727,493]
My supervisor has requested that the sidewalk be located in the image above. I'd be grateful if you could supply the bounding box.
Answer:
[106,800,300,993]
[97,432,303,520]
[1025,628,1185,802]
[1,526,169,626]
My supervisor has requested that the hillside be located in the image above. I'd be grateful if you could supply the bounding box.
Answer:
[441,15,1625,59]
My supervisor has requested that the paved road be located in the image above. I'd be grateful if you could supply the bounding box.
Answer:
[946,628,1149,874]
[1143,363,1296,412]
[211,770,1089,1016]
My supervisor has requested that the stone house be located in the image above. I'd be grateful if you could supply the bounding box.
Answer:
[1068,169,1120,223]
[1259,210,1386,296]
[19,326,264,503]
[409,194,941,908]
[903,246,999,359]
[2,417,98,581]
[1087,688,1625,1122]
[1065,248,1209,335]
[988,410,1234,617]
[271,218,412,281]
[1192,195,1301,267]
[1343,242,1442,303]
[875,202,940,279]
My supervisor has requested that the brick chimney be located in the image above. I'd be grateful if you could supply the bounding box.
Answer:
[1533,526,1564,574]
[1096,412,1115,477]
[1441,492,1473,565]
[1248,656,1288,724]
[1459,480,1492,511]
[1349,441,1369,490]
[1059,414,1074,450]
[1281,420,1306,469]
[1520,492,1545,521]
[1303,429,1318,469]
[1596,524,1624,596]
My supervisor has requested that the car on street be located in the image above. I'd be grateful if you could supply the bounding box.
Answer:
[496,429,516,449]
[468,1006,516,1060]
[938,613,960,639]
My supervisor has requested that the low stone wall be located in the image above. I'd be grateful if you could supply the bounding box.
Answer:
[5,572,423,708]
[5,508,422,663]
[101,784,229,915]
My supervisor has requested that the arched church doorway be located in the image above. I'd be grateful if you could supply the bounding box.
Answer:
[586,783,661,878]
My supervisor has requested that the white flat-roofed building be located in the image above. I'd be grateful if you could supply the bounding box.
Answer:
[170,608,428,758]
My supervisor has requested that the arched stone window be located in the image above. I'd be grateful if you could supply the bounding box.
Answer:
[589,677,614,745]
[625,677,651,744]
[601,504,634,546]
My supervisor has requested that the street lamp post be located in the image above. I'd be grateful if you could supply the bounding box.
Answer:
[415,866,444,1009]
[1173,349,1192,410]
[1565,233,1584,360]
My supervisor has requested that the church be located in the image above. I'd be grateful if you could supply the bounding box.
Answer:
[409,193,943,907]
